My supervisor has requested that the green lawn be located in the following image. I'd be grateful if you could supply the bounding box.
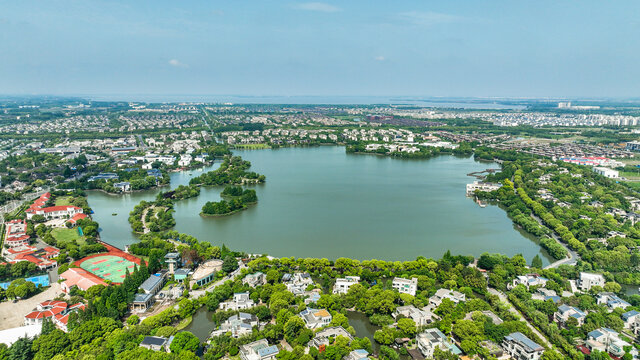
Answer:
[233,143,270,149]
[51,228,85,245]
[54,196,73,206]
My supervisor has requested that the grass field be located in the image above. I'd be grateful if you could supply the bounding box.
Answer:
[79,255,136,283]
[232,143,270,149]
[51,228,85,245]
[620,171,640,180]
[54,196,73,206]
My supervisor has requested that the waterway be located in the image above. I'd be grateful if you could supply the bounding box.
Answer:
[88,146,552,264]
[183,308,218,342]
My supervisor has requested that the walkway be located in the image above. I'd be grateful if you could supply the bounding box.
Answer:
[487,287,551,348]
[529,214,580,269]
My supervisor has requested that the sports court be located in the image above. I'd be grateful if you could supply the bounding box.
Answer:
[78,255,136,283]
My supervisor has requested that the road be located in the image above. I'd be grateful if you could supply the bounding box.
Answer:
[190,261,246,299]
[529,214,580,269]
[488,288,551,348]
[0,187,50,224]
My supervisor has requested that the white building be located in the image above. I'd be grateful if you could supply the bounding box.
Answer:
[308,326,354,349]
[466,181,502,196]
[243,272,267,288]
[392,277,418,296]
[299,308,332,329]
[239,339,279,360]
[429,289,466,308]
[392,305,434,326]
[578,272,605,292]
[509,274,548,290]
[593,167,619,179]
[210,312,258,338]
[282,273,314,295]
[596,292,631,311]
[333,276,360,294]
[554,305,586,326]
[502,332,544,360]
[587,328,629,358]
[416,328,461,358]
[219,292,255,311]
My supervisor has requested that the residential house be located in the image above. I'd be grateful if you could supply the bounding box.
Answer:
[586,328,629,358]
[578,272,605,292]
[239,339,279,360]
[392,277,418,296]
[299,308,332,329]
[502,332,544,360]
[140,336,173,352]
[554,305,586,326]
[220,292,255,311]
[428,289,466,308]
[597,292,631,311]
[508,274,548,290]
[211,312,259,338]
[392,305,435,326]
[416,328,461,358]
[333,276,360,295]
[308,326,354,349]
[243,272,267,288]
[282,272,314,295]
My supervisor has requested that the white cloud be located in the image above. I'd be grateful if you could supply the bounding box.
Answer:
[168,59,188,68]
[374,56,385,61]
[293,2,341,13]
[398,11,461,26]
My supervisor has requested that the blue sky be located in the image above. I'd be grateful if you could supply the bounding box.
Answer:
[1,0,639,98]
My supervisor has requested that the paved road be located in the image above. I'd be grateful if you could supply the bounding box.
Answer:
[488,288,551,348]
[0,187,50,224]
[529,214,580,269]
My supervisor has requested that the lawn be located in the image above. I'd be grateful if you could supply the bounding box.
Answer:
[51,228,85,245]
[54,196,73,206]
[232,143,270,149]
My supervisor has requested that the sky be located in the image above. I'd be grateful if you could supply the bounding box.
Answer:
[1,0,639,99]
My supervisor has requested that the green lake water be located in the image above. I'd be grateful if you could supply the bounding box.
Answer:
[87,146,552,264]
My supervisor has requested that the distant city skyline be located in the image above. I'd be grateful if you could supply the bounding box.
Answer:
[1,0,639,98]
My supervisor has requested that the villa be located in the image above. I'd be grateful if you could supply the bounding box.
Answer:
[392,277,418,296]
[333,276,360,294]
[299,308,332,329]
[239,339,279,360]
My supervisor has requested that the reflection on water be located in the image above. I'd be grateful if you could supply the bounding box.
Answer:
[88,147,552,263]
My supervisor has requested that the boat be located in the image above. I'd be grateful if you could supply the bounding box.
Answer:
[112,213,117,216]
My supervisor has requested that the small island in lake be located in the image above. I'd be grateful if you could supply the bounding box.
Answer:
[201,186,258,217]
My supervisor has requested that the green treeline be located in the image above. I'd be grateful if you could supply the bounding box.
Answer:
[190,155,265,186]
[201,186,258,216]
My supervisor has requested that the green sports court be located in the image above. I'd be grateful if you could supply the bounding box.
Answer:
[79,255,137,283]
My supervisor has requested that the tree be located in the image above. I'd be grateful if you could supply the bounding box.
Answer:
[7,337,33,360]
[126,315,140,326]
[169,331,199,354]
[397,318,416,337]
[284,316,306,344]
[531,255,543,269]
[222,255,238,273]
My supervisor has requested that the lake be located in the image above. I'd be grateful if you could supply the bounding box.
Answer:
[88,146,552,264]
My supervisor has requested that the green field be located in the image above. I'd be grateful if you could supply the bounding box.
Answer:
[51,228,85,245]
[232,143,270,149]
[79,255,136,283]
[54,196,73,206]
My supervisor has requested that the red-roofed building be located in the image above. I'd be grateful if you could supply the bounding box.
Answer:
[24,300,67,326]
[25,192,83,220]
[53,303,86,332]
[60,268,107,293]
[4,219,30,248]
[67,213,87,225]
[3,245,59,271]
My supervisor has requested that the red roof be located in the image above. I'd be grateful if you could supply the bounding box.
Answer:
[68,213,87,223]
[24,300,67,320]
[40,205,82,213]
